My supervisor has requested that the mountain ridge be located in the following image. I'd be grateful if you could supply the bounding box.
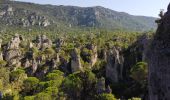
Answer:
[0,0,157,31]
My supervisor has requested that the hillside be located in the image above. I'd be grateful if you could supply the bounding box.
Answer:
[0,0,157,31]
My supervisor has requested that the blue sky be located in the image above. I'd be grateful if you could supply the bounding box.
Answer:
[15,0,169,17]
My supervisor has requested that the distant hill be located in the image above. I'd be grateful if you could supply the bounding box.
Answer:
[0,0,157,31]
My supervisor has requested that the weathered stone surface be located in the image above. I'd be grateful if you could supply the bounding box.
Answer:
[7,34,21,49]
[148,3,170,100]
[96,77,112,94]
[0,52,3,61]
[35,35,52,49]
[123,34,149,80]
[4,5,14,16]
[32,59,38,74]
[88,44,98,67]
[96,77,106,94]
[106,46,124,83]
[56,38,64,50]
[71,48,83,72]
[5,34,22,66]
[24,59,31,68]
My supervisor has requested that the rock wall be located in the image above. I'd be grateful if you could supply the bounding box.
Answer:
[148,3,170,100]
[106,46,124,83]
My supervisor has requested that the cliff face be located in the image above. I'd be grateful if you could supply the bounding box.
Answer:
[148,3,170,100]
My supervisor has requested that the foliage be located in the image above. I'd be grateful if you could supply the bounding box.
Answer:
[130,62,148,83]
[23,77,39,94]
[34,92,52,100]
[96,93,116,100]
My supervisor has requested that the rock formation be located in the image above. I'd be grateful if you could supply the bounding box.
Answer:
[148,3,170,100]
[31,59,38,74]
[5,34,22,67]
[96,77,112,94]
[96,77,106,94]
[123,34,149,79]
[71,48,83,72]
[35,35,52,50]
[88,44,98,67]
[0,5,51,27]
[106,46,124,83]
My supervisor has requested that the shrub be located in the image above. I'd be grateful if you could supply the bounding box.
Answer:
[130,62,148,83]
[23,77,39,93]
[96,93,116,100]
[34,92,52,100]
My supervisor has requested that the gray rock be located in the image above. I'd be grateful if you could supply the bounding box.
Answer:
[148,3,170,100]
[32,59,38,74]
[71,48,83,72]
[24,59,30,68]
[35,35,52,49]
[89,44,98,67]
[5,34,22,66]
[7,34,21,50]
[106,46,124,83]
[96,77,106,94]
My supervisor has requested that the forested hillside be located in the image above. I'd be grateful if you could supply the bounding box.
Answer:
[0,0,156,31]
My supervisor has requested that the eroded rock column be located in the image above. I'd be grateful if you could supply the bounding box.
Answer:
[148,3,170,100]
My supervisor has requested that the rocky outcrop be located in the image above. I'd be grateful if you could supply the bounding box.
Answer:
[0,5,51,27]
[96,77,106,94]
[71,48,83,72]
[106,46,124,83]
[55,38,64,62]
[4,34,22,67]
[26,13,50,27]
[148,3,170,100]
[0,5,14,17]
[31,59,38,74]
[7,34,21,49]
[123,34,149,79]
[35,35,52,50]
[96,77,112,94]
[88,44,98,67]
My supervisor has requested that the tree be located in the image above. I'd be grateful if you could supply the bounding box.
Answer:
[130,62,148,84]
[34,92,52,100]
[62,73,83,99]
[23,77,39,94]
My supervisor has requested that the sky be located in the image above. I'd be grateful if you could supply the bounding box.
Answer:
[14,0,170,17]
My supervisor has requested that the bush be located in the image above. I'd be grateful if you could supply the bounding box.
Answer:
[23,77,39,93]
[24,96,35,100]
[34,92,52,100]
[62,73,83,99]
[46,70,64,81]
[130,62,148,83]
[96,93,116,100]
[10,69,27,81]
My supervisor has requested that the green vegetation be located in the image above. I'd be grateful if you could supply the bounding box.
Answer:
[0,1,156,100]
